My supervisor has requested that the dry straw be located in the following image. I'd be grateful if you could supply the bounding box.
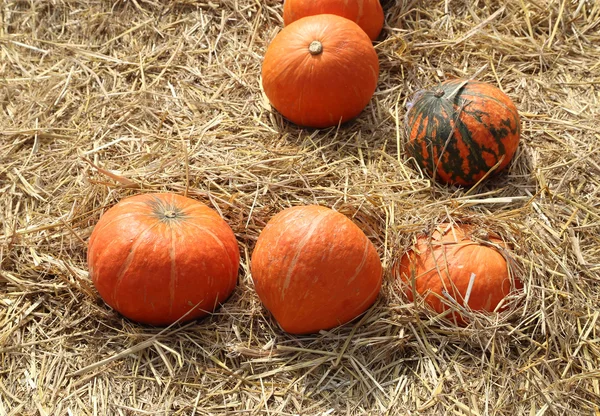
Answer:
[1,0,599,414]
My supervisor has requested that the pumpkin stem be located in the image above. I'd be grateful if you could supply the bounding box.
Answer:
[164,210,177,219]
[434,89,445,98]
[308,41,323,56]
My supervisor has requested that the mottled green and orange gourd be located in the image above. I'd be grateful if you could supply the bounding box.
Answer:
[251,205,383,334]
[405,79,521,186]
[87,193,240,326]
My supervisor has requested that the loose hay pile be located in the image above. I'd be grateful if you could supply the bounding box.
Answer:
[1,0,600,414]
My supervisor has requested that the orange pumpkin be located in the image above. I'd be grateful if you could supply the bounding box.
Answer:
[394,223,522,325]
[250,205,382,334]
[261,14,379,128]
[87,193,240,326]
[283,0,384,41]
[405,79,521,186]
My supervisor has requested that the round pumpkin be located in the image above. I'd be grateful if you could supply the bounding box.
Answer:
[261,14,379,128]
[250,205,383,334]
[394,223,522,325]
[405,79,521,186]
[87,193,240,326]
[283,0,384,41]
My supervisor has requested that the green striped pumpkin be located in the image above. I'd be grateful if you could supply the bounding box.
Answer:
[405,79,521,186]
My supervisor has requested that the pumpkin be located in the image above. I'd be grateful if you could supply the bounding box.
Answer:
[283,0,384,41]
[250,205,382,334]
[394,223,522,325]
[261,14,379,128]
[87,193,240,326]
[405,79,521,186]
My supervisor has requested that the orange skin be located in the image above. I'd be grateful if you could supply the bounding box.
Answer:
[87,193,240,326]
[251,205,383,334]
[283,0,384,41]
[394,223,522,325]
[262,14,379,128]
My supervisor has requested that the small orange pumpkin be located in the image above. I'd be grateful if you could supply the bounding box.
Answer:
[262,14,379,128]
[250,205,383,334]
[283,0,384,41]
[87,193,240,326]
[405,79,521,186]
[394,223,522,325]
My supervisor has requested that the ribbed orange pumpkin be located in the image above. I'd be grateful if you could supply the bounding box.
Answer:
[87,193,240,326]
[405,79,521,186]
[262,14,379,128]
[251,205,383,334]
[283,0,384,41]
[394,223,522,325]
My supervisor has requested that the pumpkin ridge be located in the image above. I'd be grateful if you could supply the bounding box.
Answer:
[112,221,162,310]
[418,98,467,181]
[178,209,220,221]
[354,276,382,312]
[461,99,520,133]
[280,209,333,300]
[184,221,237,286]
[169,225,177,316]
[89,216,154,279]
[431,100,455,176]
[347,237,371,285]
[458,91,520,120]
[408,91,434,117]
[408,94,440,171]
[407,94,429,125]
[460,108,509,156]
[89,212,144,244]
[105,200,147,211]
[178,213,218,221]
[412,94,440,135]
[271,47,311,125]
[258,208,305,255]
[297,59,309,125]
[442,102,493,182]
[356,0,365,20]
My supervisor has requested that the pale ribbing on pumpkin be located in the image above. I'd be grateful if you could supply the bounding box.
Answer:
[261,14,379,128]
[394,223,522,325]
[283,0,384,41]
[250,205,383,334]
[87,193,240,326]
[405,79,521,186]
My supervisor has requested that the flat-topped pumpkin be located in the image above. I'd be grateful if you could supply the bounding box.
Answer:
[87,193,240,326]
